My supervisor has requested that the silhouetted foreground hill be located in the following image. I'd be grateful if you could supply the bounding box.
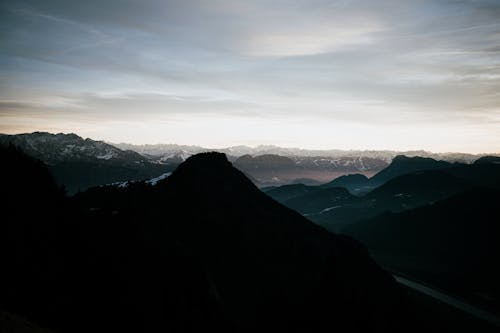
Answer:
[1,147,413,332]
[1,145,223,333]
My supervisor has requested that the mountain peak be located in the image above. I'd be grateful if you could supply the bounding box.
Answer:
[370,154,452,186]
[392,155,410,161]
[392,155,432,163]
[172,152,232,177]
[183,151,229,166]
[165,152,258,195]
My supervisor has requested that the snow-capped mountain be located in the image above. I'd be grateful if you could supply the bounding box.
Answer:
[111,142,487,164]
[111,141,494,186]
[0,132,150,166]
[114,143,208,159]
[3,132,494,191]
[232,154,389,186]
[290,155,388,172]
[0,132,177,193]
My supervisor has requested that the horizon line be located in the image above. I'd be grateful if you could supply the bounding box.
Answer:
[2,130,500,156]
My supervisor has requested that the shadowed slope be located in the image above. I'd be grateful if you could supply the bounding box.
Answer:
[2,150,406,332]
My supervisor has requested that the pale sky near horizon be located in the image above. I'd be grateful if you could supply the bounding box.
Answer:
[1,0,500,153]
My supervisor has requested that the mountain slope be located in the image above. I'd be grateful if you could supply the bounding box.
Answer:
[0,132,147,165]
[1,146,223,333]
[282,187,357,215]
[2,149,410,332]
[343,188,500,313]
[446,163,500,189]
[364,169,472,211]
[80,152,403,331]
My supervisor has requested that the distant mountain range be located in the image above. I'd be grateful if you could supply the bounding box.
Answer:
[1,131,499,192]
[113,142,489,162]
[114,141,497,186]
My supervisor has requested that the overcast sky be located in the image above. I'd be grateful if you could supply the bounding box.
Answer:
[1,0,499,152]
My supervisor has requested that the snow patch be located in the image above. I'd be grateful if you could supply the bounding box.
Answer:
[146,172,172,186]
[319,205,342,214]
[97,152,115,160]
[106,181,129,188]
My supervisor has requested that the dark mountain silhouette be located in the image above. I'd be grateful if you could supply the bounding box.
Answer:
[368,155,454,187]
[446,163,500,188]
[474,156,500,165]
[266,154,460,210]
[298,168,483,232]
[264,154,500,232]
[265,183,320,202]
[0,132,176,194]
[1,145,224,333]
[343,188,500,314]
[321,173,370,194]
[363,169,472,211]
[1,147,413,332]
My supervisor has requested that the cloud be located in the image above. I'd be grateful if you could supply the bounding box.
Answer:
[238,22,384,57]
[0,0,500,152]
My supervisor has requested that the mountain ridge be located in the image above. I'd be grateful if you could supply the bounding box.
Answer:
[1,146,410,332]
[0,132,176,194]
[266,154,500,232]
[112,141,495,162]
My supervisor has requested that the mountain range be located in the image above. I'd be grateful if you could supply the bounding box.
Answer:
[265,155,500,231]
[2,132,499,331]
[3,132,498,191]
[114,141,498,186]
[0,132,177,194]
[263,151,500,314]
[113,141,489,162]
[1,145,413,332]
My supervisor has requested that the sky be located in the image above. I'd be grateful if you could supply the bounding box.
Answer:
[1,0,500,153]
